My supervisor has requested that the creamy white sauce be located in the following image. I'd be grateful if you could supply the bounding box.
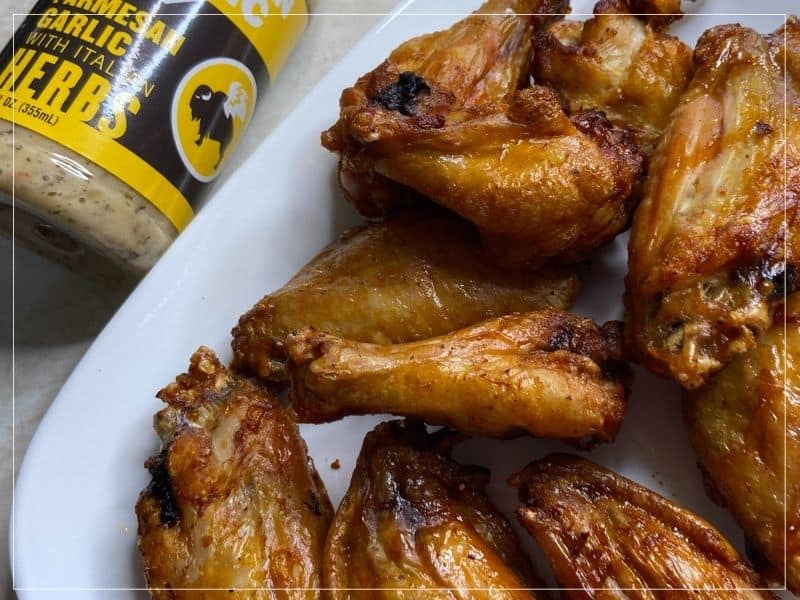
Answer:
[0,122,176,277]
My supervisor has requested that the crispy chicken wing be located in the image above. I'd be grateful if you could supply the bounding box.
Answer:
[286,310,630,442]
[136,348,333,598]
[325,420,541,599]
[511,454,773,598]
[232,212,578,380]
[685,293,800,593]
[533,0,693,158]
[322,0,644,268]
[626,19,800,388]
[628,0,683,29]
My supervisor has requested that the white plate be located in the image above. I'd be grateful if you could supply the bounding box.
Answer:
[12,1,795,597]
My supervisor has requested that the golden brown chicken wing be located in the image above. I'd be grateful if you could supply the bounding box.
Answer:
[286,310,629,442]
[628,0,683,29]
[322,0,644,268]
[685,293,800,593]
[136,348,333,598]
[232,211,578,380]
[511,454,773,598]
[626,19,800,388]
[533,0,693,158]
[325,420,541,598]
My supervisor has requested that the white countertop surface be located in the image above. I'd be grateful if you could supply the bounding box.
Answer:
[0,1,395,595]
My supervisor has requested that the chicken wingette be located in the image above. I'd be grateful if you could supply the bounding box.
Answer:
[533,0,693,158]
[322,0,644,268]
[325,420,541,599]
[232,212,578,380]
[511,454,773,598]
[626,19,800,389]
[286,310,629,442]
[685,293,800,593]
[136,348,333,598]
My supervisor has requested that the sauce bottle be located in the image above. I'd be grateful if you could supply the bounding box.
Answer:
[0,0,307,282]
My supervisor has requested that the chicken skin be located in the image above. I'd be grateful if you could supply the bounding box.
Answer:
[322,0,644,268]
[136,348,333,598]
[511,454,773,598]
[685,293,800,593]
[626,19,800,388]
[325,420,541,599]
[286,310,630,442]
[232,212,578,380]
[533,0,693,158]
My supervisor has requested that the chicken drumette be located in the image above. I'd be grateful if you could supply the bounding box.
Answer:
[136,348,333,598]
[232,212,578,380]
[511,454,773,598]
[325,420,541,598]
[286,310,630,442]
[685,293,800,593]
[322,0,644,268]
[626,19,800,388]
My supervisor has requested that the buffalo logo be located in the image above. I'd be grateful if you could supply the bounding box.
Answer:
[189,82,249,168]
[172,59,256,182]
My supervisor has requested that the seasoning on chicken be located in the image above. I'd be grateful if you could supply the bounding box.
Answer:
[232,211,578,380]
[325,420,542,598]
[533,0,693,158]
[626,19,800,388]
[322,0,644,268]
[136,347,332,598]
[286,310,630,443]
[511,454,773,598]
[685,292,800,593]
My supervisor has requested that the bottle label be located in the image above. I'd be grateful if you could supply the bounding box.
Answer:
[0,0,307,231]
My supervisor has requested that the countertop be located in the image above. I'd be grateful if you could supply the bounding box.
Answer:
[0,0,395,595]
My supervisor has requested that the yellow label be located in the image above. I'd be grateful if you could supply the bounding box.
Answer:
[0,0,307,232]
[0,93,195,229]
[209,0,308,77]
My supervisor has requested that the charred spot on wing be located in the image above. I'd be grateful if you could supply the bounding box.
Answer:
[414,112,446,129]
[571,110,643,169]
[754,121,773,135]
[732,263,760,288]
[571,109,635,148]
[370,72,431,116]
[305,491,323,516]
[734,259,797,298]
[770,264,797,298]
[571,109,612,136]
[545,324,575,352]
[144,450,180,527]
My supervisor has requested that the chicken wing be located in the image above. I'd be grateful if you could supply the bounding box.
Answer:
[232,212,578,380]
[322,0,644,268]
[511,454,773,598]
[136,348,333,598]
[628,0,683,29]
[626,19,800,388]
[684,293,800,593]
[325,420,541,599]
[533,0,693,158]
[286,310,629,442]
